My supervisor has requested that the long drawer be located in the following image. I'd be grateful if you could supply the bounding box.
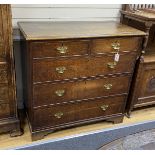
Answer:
[33,52,137,83]
[33,95,125,130]
[33,75,130,107]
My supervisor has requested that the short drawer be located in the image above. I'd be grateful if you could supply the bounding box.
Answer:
[30,40,89,58]
[33,95,125,129]
[33,52,137,83]
[33,75,130,107]
[0,102,11,119]
[91,37,141,54]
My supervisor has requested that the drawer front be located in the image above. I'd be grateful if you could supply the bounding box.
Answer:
[31,40,89,58]
[92,37,141,54]
[33,76,130,107]
[0,64,8,84]
[0,103,11,119]
[33,53,136,83]
[33,95,125,129]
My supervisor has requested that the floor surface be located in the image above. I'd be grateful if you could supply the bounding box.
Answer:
[0,106,155,150]
[100,129,155,150]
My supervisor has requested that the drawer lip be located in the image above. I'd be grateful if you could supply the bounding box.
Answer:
[33,93,128,109]
[32,50,137,60]
[32,95,126,130]
[33,74,131,86]
[33,73,132,85]
[90,50,139,56]
[30,39,90,44]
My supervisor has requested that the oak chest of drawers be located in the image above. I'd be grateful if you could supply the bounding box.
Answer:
[18,21,145,141]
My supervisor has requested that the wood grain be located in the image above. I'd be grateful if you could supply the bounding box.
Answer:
[121,5,155,115]
[18,21,146,40]
[31,40,89,58]
[19,21,144,141]
[33,95,125,130]
[33,76,130,107]
[33,54,137,83]
[0,4,21,137]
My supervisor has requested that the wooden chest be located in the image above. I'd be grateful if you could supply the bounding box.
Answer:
[120,4,155,115]
[0,5,21,136]
[18,21,145,141]
[127,54,155,114]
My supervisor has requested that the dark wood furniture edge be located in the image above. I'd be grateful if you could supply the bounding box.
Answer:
[0,117,23,137]
[121,10,155,21]
[126,57,144,117]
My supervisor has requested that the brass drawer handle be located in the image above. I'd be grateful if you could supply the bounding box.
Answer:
[57,46,68,54]
[107,62,117,69]
[100,105,109,111]
[111,42,120,52]
[55,89,65,97]
[104,84,112,90]
[54,112,63,119]
[56,66,66,74]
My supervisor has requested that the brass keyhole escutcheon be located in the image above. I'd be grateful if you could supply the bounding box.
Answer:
[111,41,120,53]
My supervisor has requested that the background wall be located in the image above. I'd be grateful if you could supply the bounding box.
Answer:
[11,4,121,27]
[11,4,122,109]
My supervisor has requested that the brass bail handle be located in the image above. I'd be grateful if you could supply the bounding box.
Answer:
[104,84,112,90]
[57,46,68,54]
[55,89,65,97]
[56,66,66,74]
[111,42,120,53]
[100,105,109,111]
[54,112,63,119]
[107,62,117,69]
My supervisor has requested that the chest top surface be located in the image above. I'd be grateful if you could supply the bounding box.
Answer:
[18,21,146,41]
